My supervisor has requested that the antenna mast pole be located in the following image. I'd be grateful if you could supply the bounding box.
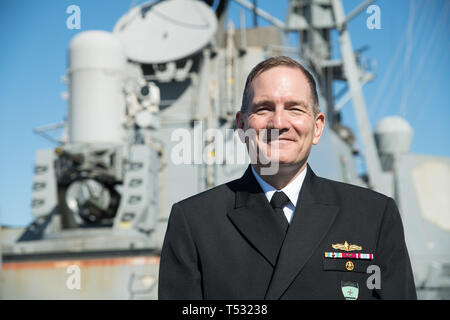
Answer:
[331,0,390,194]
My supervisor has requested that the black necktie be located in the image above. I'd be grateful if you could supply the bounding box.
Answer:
[270,191,290,232]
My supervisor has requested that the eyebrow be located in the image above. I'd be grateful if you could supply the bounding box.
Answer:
[251,99,310,110]
[285,100,310,108]
[251,100,275,109]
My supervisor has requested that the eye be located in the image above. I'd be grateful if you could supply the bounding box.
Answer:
[254,106,272,114]
[289,103,313,114]
[289,107,305,113]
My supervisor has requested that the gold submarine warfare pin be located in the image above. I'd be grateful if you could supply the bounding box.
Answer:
[332,241,362,252]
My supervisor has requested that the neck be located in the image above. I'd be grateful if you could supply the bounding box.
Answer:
[252,162,307,190]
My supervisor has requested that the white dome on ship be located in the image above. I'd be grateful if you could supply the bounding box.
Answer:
[374,116,414,155]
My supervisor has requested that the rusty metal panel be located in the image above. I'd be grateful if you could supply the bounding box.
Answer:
[2,256,160,299]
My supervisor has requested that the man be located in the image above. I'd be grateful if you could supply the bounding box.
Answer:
[158,56,417,300]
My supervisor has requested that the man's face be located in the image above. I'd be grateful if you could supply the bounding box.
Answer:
[236,66,325,171]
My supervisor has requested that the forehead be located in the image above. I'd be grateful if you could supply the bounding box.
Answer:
[250,66,311,99]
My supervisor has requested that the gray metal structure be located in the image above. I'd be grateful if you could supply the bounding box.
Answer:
[1,0,448,299]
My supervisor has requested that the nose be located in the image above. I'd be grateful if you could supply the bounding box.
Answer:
[270,106,289,130]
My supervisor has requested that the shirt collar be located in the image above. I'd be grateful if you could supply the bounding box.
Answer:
[251,165,308,207]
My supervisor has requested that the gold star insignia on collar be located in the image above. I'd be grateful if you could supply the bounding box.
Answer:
[332,241,362,252]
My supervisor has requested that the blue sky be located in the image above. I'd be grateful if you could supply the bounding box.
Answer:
[1,0,449,227]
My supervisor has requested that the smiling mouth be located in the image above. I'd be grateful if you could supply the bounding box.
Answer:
[266,138,294,143]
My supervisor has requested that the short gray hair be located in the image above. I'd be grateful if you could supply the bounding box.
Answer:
[240,56,320,115]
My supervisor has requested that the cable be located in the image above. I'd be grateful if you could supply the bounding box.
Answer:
[370,0,430,119]
[398,1,416,117]
[400,1,450,118]
[367,0,416,116]
[412,49,450,124]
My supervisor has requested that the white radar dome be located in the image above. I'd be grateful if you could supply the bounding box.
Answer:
[374,116,414,155]
[68,30,126,145]
[113,0,217,64]
[69,30,126,71]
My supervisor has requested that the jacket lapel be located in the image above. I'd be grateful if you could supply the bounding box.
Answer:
[265,165,339,299]
[227,166,286,267]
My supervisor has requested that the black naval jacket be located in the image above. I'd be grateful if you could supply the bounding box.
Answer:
[158,165,417,300]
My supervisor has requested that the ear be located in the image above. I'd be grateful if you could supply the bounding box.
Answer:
[312,112,325,145]
[236,111,244,130]
[236,111,246,143]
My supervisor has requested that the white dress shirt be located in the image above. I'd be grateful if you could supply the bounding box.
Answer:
[251,165,307,224]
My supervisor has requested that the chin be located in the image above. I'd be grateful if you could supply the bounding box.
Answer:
[278,161,298,167]
[266,157,295,165]
[272,152,297,162]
